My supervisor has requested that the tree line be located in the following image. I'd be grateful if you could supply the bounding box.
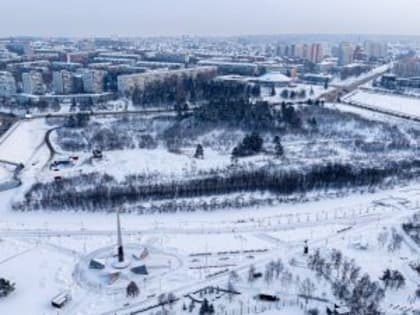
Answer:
[130,74,260,108]
[14,157,420,212]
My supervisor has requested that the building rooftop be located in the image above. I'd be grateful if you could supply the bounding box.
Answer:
[254,72,291,83]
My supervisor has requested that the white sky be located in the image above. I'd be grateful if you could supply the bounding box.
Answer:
[0,0,419,37]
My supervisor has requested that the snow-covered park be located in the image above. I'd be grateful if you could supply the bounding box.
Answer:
[1,100,420,315]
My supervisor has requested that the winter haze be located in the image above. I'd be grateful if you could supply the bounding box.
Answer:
[0,0,419,36]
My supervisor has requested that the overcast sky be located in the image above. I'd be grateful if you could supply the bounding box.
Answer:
[0,0,419,37]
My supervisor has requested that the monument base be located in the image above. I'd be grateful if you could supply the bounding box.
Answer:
[112,260,131,269]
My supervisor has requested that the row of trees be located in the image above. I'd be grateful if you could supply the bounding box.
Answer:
[308,249,385,315]
[245,260,318,311]
[58,116,160,152]
[402,212,420,247]
[232,133,283,158]
[279,88,311,99]
[195,98,274,131]
[380,269,405,289]
[130,74,259,108]
[15,157,420,212]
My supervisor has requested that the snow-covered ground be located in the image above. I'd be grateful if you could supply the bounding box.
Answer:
[1,104,420,314]
[45,146,233,182]
[0,119,50,164]
[262,83,332,103]
[0,239,75,315]
[1,180,420,314]
[343,89,420,118]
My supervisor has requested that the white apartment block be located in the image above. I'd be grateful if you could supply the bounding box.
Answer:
[81,69,106,94]
[52,70,74,94]
[0,71,16,97]
[22,71,45,95]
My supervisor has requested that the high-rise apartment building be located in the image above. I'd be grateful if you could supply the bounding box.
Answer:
[22,71,45,95]
[338,43,354,66]
[52,70,74,94]
[310,43,323,63]
[0,71,16,97]
[364,41,387,59]
[81,69,106,94]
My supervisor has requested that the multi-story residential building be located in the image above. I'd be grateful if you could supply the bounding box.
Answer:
[364,41,387,59]
[117,67,217,95]
[52,70,74,94]
[310,43,323,63]
[340,63,371,80]
[275,43,323,63]
[338,42,354,66]
[301,44,309,61]
[22,71,45,95]
[393,57,420,77]
[197,60,261,76]
[78,39,96,52]
[316,59,337,73]
[0,71,17,97]
[81,69,106,93]
[23,42,34,58]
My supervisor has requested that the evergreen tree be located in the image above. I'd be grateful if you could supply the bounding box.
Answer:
[194,144,204,159]
[199,298,210,315]
[273,136,284,157]
[232,133,264,158]
[0,278,15,298]
[208,304,215,314]
[270,85,276,96]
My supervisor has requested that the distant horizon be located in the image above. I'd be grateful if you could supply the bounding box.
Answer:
[2,32,420,40]
[1,0,420,38]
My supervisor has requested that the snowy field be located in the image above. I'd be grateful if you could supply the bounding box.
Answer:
[1,105,420,314]
[343,89,420,118]
[45,146,233,182]
[0,239,75,315]
[0,119,50,164]
[1,180,420,314]
[2,184,420,315]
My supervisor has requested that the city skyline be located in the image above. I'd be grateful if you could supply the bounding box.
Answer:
[1,0,419,37]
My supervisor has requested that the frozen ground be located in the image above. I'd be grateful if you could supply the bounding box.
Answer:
[1,181,420,314]
[343,89,420,118]
[44,146,233,182]
[262,83,333,104]
[1,106,420,314]
[0,239,75,315]
[0,119,49,164]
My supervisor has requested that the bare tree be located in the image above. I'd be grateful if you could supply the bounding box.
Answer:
[299,278,316,309]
